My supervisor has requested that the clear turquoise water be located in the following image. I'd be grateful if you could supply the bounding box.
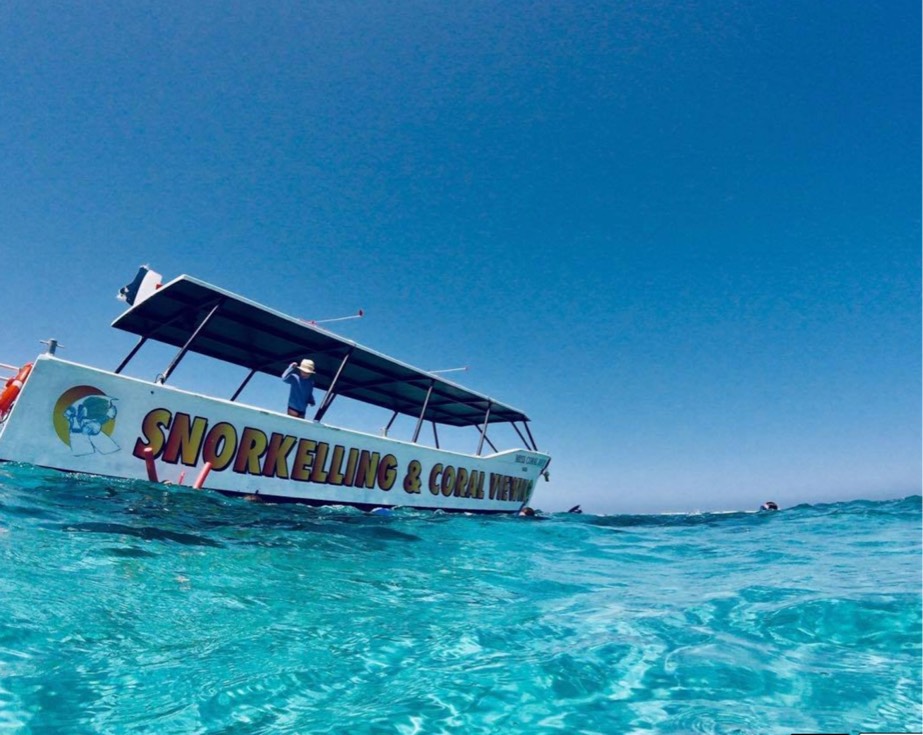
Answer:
[0,463,919,735]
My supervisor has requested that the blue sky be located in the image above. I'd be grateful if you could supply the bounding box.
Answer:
[0,1,919,513]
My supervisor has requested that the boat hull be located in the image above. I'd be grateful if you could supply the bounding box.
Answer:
[0,357,549,513]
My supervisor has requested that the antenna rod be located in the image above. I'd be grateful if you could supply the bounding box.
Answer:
[429,366,469,375]
[302,309,364,326]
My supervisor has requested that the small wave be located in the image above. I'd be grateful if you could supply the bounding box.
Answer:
[59,521,224,548]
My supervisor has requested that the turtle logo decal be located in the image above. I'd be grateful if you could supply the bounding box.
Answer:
[53,387,120,456]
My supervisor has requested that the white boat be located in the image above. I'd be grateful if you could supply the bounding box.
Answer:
[0,267,550,513]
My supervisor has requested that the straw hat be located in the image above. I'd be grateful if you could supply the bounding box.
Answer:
[298,359,316,374]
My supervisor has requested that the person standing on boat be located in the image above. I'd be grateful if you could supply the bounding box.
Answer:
[282,359,316,418]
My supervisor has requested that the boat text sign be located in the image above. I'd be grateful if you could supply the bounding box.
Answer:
[0,358,547,512]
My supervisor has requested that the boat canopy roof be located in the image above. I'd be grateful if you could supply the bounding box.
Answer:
[111,275,531,428]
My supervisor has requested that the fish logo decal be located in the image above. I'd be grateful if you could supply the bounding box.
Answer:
[53,387,120,456]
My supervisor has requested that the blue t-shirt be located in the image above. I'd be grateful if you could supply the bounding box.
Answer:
[282,364,316,414]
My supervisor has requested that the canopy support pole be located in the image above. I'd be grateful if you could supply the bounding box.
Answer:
[431,421,440,449]
[114,336,149,375]
[382,410,399,437]
[314,348,354,422]
[523,421,539,452]
[511,421,539,451]
[230,368,257,402]
[412,379,435,444]
[511,421,529,449]
[156,299,224,385]
[476,401,492,456]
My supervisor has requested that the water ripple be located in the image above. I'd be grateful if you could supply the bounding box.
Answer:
[0,467,919,733]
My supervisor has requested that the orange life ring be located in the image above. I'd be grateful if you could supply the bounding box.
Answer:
[0,363,33,417]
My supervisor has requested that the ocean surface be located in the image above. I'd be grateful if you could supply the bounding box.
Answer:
[0,464,919,735]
